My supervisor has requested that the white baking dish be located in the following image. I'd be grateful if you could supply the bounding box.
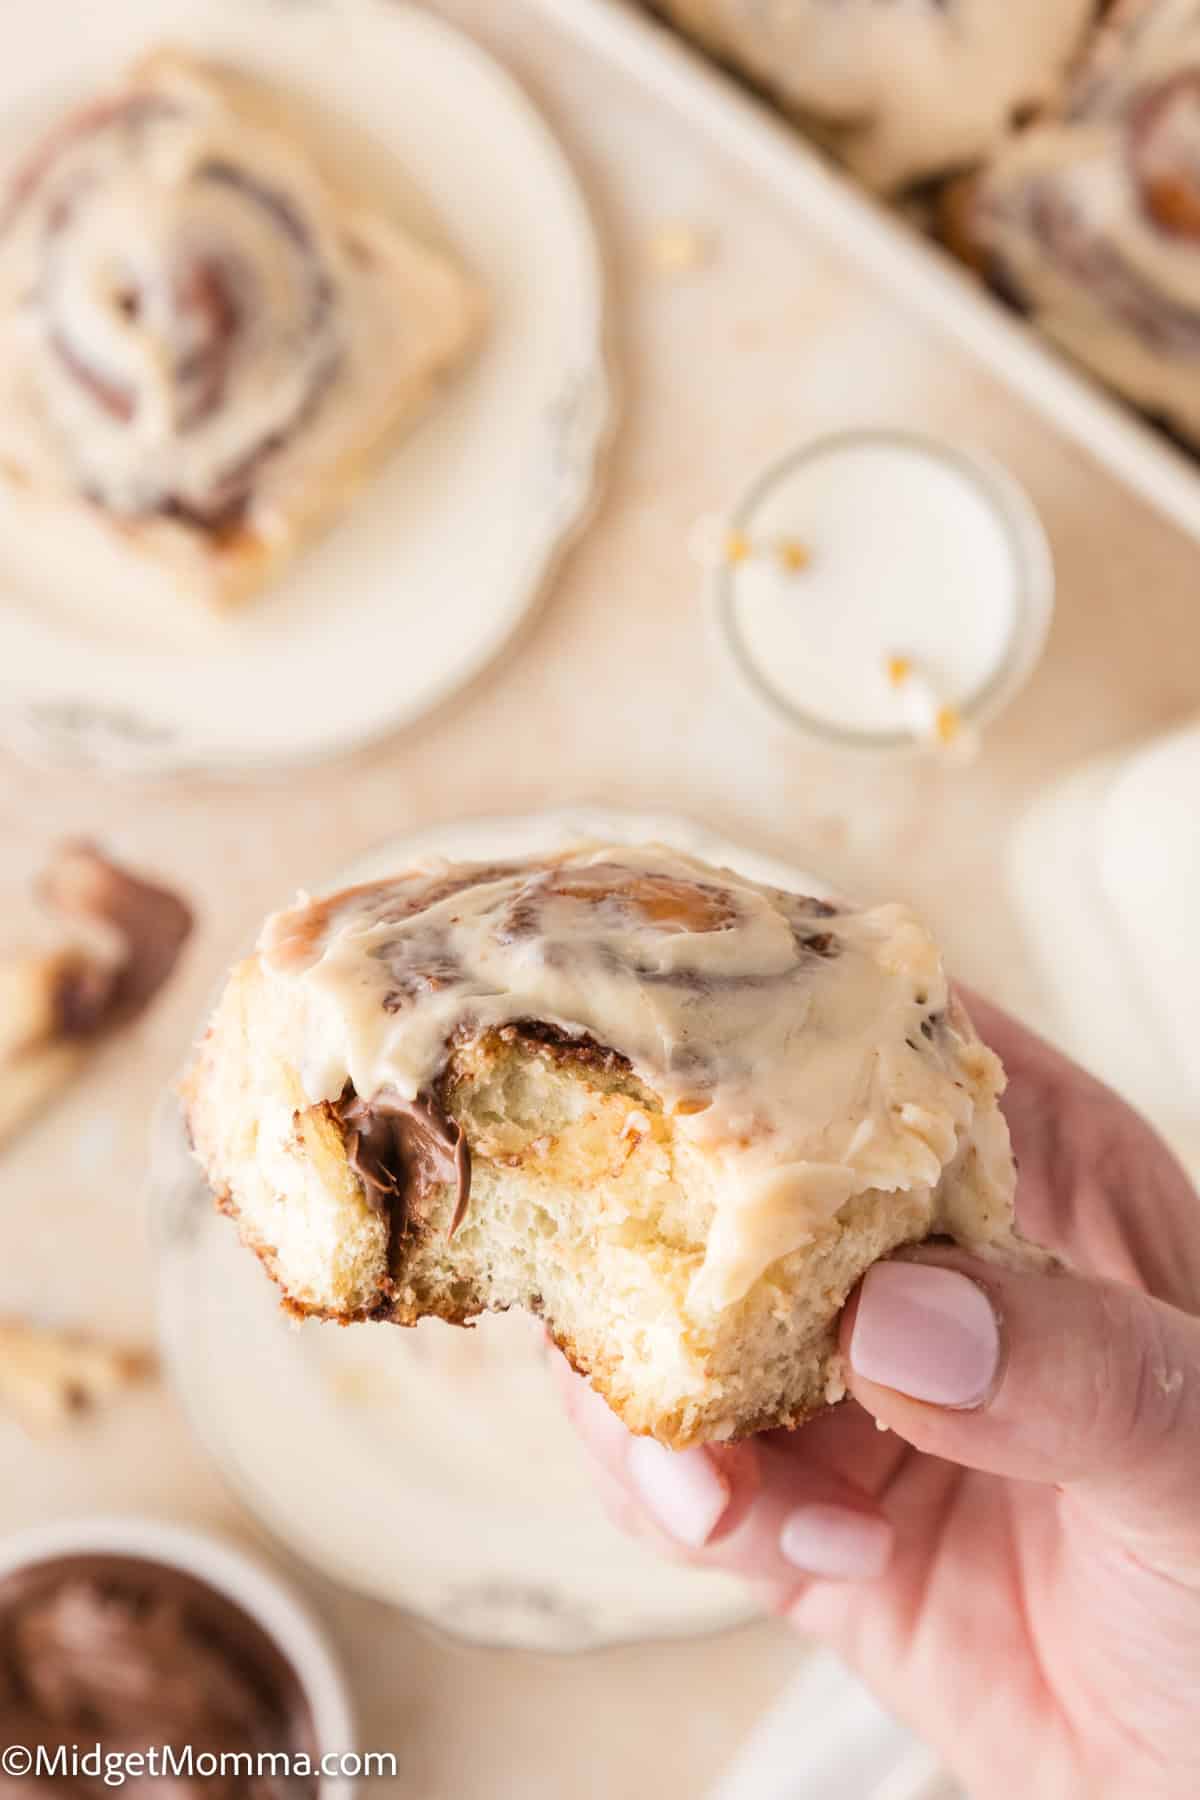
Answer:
[532,0,1200,545]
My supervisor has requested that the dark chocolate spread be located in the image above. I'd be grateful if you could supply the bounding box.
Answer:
[0,1554,317,1800]
[333,1085,471,1238]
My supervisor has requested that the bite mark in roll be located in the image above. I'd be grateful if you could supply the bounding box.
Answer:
[183,845,1025,1447]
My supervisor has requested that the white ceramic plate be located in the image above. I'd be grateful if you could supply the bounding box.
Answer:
[0,0,610,775]
[154,807,828,1652]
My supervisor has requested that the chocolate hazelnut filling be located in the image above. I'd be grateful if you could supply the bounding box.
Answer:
[331,1016,647,1251]
[333,1083,471,1239]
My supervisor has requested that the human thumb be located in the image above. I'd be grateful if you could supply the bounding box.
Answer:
[841,1246,1200,1563]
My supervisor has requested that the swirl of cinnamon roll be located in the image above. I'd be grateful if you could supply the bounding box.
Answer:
[1,60,346,527]
[965,1,1200,447]
[1128,65,1200,239]
[184,842,1022,1446]
[261,851,838,1093]
[255,846,1010,1304]
[649,0,1096,192]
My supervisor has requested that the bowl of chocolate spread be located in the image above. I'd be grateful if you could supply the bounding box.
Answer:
[0,1519,355,1800]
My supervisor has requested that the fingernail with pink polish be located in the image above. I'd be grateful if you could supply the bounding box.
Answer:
[850,1263,999,1407]
[780,1505,894,1580]
[626,1438,729,1549]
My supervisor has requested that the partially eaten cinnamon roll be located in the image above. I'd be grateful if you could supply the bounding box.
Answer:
[183,846,1024,1447]
[0,842,192,1149]
[648,0,1099,193]
[0,49,484,607]
[957,0,1200,448]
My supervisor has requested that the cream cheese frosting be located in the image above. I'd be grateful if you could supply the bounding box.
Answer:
[0,50,483,566]
[972,0,1200,446]
[258,846,1016,1313]
[652,0,1096,192]
[0,67,345,522]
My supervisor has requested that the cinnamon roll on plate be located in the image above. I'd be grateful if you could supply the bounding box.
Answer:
[183,844,1026,1449]
[0,49,484,608]
[648,0,1099,193]
[957,0,1200,449]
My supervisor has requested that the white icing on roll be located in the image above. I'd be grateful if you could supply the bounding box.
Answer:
[653,0,1095,191]
[258,845,1016,1313]
[973,0,1200,445]
[0,65,345,521]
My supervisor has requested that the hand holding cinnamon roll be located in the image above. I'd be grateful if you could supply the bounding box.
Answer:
[0,49,484,606]
[182,846,1028,1448]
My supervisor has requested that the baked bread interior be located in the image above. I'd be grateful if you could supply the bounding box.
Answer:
[183,845,1022,1447]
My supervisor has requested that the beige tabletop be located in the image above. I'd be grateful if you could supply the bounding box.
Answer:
[3,3,1200,1796]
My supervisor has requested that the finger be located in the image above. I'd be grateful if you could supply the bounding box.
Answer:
[709,1439,893,1585]
[555,1361,760,1546]
[841,1245,1200,1563]
[956,990,1200,1308]
[558,1363,893,1584]
[762,1394,911,1500]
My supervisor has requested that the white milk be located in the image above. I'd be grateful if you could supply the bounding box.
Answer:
[720,435,1046,742]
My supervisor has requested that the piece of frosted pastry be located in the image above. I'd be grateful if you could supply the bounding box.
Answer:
[182,845,1025,1448]
[646,0,1100,193]
[0,1318,155,1434]
[954,0,1200,448]
[0,48,485,608]
[0,843,192,1148]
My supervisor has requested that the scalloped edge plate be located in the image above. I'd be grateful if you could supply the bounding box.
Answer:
[0,0,611,776]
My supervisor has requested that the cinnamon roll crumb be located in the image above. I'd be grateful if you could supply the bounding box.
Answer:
[0,1318,154,1434]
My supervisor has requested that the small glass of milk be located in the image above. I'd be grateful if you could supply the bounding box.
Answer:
[712,430,1054,752]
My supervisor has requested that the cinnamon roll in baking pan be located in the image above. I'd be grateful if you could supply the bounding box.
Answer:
[648,0,1100,193]
[0,49,484,608]
[182,846,1026,1448]
[953,0,1200,450]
